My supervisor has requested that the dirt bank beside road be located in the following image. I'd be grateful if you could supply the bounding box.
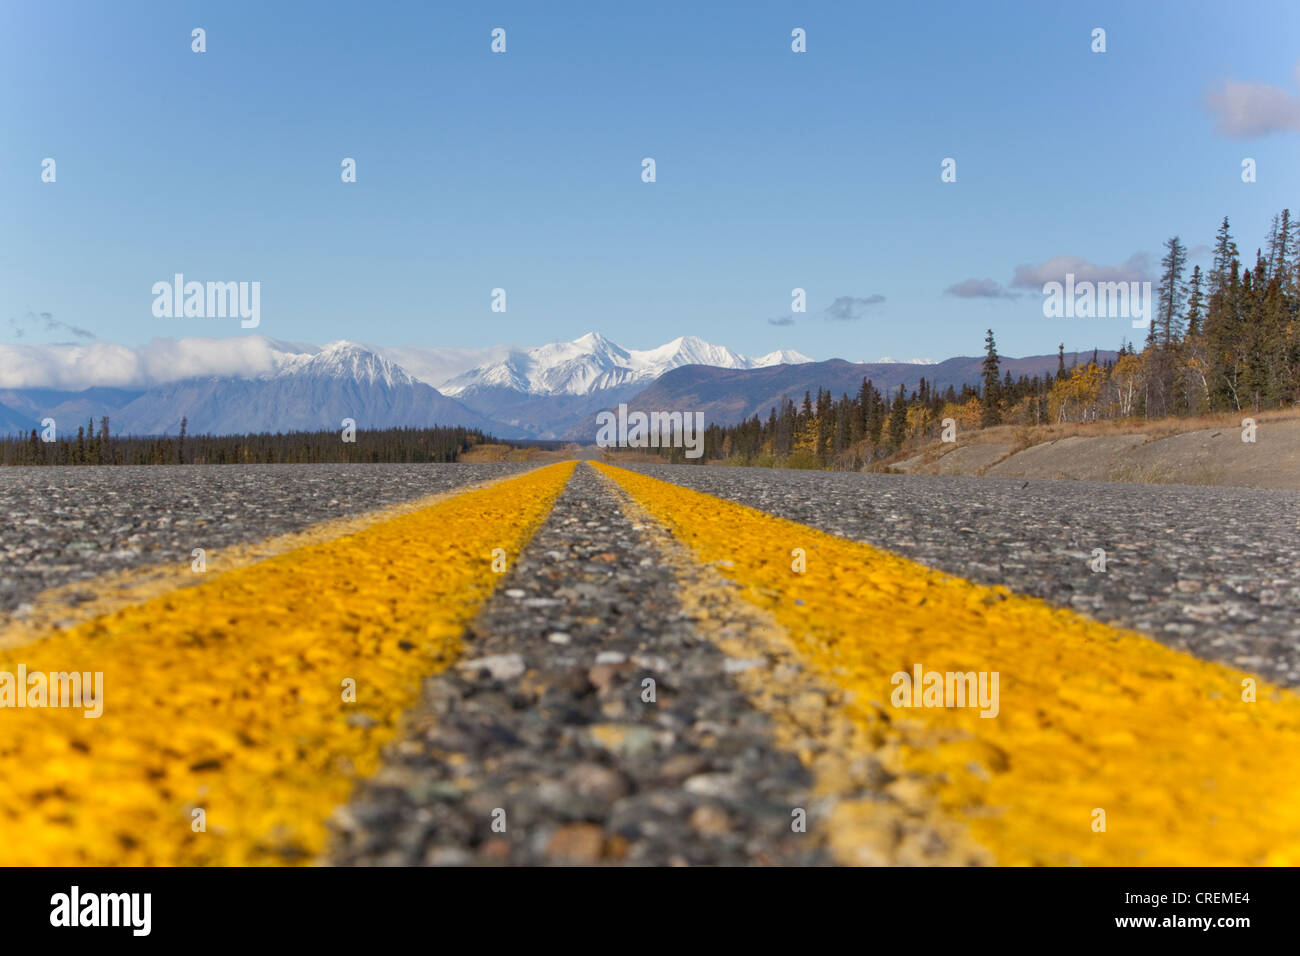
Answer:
[889,413,1300,490]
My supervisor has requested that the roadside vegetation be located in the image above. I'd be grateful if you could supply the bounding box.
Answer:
[658,210,1300,470]
[0,421,490,466]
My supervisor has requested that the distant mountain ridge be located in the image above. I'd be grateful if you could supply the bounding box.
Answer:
[0,337,1115,440]
[0,342,525,438]
[439,332,811,396]
[0,334,811,438]
[579,350,1120,438]
[107,341,524,437]
[399,332,813,440]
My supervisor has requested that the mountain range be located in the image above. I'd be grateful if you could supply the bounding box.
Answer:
[437,332,808,396]
[0,333,1109,441]
[596,351,1117,436]
[426,333,810,438]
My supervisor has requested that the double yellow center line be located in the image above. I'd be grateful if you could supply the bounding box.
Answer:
[2,459,1295,866]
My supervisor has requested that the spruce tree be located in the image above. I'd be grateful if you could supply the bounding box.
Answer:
[1156,236,1187,348]
[981,329,1001,426]
[1210,217,1239,295]
[1185,266,1203,336]
[887,387,908,449]
[867,389,884,445]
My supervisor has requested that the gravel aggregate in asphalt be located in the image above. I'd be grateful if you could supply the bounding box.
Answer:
[0,463,536,612]
[7,461,1294,685]
[9,460,1293,864]
[329,464,827,865]
[631,465,1300,687]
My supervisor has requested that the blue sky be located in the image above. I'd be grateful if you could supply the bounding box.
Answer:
[2,0,1298,370]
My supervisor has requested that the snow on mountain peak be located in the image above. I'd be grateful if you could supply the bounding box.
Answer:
[440,333,811,397]
[246,332,810,398]
[572,331,616,351]
[754,348,813,367]
[277,340,417,387]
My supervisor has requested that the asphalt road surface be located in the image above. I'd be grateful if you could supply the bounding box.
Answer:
[2,461,1297,867]
[632,464,1300,688]
[0,463,534,614]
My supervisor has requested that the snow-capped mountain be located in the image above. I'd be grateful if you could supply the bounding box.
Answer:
[105,341,529,437]
[372,343,515,391]
[419,333,811,440]
[0,335,812,439]
[440,332,811,397]
[273,340,420,387]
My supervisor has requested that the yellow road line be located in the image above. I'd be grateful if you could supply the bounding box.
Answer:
[0,462,575,866]
[597,469,992,865]
[594,462,1300,866]
[0,471,534,651]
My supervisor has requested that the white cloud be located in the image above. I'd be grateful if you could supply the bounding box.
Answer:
[1011,253,1152,290]
[1206,65,1300,138]
[136,336,293,383]
[373,344,514,388]
[0,336,308,389]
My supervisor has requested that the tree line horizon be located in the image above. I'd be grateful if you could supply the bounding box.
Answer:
[652,208,1298,468]
[4,208,1295,468]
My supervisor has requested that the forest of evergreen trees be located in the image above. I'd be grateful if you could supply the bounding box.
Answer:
[655,209,1300,469]
[0,419,490,466]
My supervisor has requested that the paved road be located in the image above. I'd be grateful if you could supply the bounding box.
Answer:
[0,463,534,615]
[633,465,1300,688]
[332,465,827,866]
[1,461,1297,866]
